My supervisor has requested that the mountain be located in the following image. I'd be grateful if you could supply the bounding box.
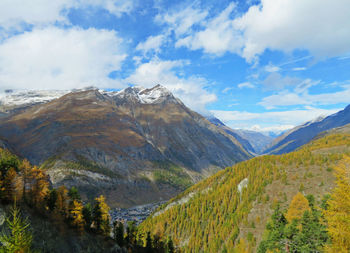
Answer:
[208,117,274,154]
[0,89,69,114]
[264,105,350,154]
[138,129,350,252]
[232,129,274,154]
[0,85,250,207]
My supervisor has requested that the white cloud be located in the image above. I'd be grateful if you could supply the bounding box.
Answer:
[155,5,208,38]
[222,87,234,93]
[259,84,350,109]
[125,59,216,114]
[262,73,300,91]
[78,0,134,17]
[264,63,280,72]
[238,82,255,89]
[211,107,341,133]
[292,67,307,71]
[136,34,166,55]
[235,0,350,61]
[175,3,243,56]
[0,0,71,29]
[0,27,127,90]
[171,1,350,61]
[0,0,134,32]
[249,124,294,135]
[259,92,307,109]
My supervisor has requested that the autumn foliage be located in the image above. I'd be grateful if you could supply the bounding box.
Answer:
[285,192,311,223]
[324,156,350,252]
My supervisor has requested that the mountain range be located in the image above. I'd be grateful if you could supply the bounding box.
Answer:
[265,105,350,154]
[0,85,250,207]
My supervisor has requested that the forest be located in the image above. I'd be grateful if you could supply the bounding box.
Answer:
[139,134,350,252]
[0,148,175,252]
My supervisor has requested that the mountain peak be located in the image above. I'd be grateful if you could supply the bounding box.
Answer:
[114,84,176,105]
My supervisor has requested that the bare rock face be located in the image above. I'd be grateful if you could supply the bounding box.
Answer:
[0,85,251,207]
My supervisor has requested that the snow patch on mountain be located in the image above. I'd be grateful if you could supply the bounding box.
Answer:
[112,84,176,104]
[0,89,69,111]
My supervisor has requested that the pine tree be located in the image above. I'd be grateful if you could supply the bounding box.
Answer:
[166,237,175,253]
[145,232,153,253]
[82,203,93,229]
[113,221,124,247]
[47,189,58,212]
[0,204,33,252]
[68,186,80,201]
[257,204,287,252]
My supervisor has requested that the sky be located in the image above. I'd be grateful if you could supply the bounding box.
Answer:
[0,0,350,134]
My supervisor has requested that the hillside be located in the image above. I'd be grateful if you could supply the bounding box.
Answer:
[0,85,250,207]
[264,105,350,154]
[138,131,350,252]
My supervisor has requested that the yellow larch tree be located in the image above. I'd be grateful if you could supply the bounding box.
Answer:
[324,156,350,252]
[69,200,85,232]
[285,192,311,223]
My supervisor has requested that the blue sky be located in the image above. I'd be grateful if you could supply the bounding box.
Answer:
[0,0,350,134]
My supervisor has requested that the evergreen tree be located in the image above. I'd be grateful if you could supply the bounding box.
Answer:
[145,232,153,253]
[82,203,93,229]
[113,221,124,247]
[47,189,58,211]
[166,237,175,253]
[125,221,137,246]
[257,204,287,252]
[0,205,33,252]
[68,186,80,201]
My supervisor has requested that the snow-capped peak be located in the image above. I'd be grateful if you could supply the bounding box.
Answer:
[113,84,175,104]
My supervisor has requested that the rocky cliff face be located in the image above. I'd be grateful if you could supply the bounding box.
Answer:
[0,85,250,207]
[264,105,350,154]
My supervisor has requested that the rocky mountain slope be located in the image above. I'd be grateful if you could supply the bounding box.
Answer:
[208,117,274,154]
[0,85,250,207]
[264,105,350,154]
[139,128,350,252]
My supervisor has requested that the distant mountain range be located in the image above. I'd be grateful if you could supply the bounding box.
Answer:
[207,117,274,154]
[0,85,250,207]
[265,105,350,154]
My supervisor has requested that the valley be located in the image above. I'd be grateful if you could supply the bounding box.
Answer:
[0,88,349,252]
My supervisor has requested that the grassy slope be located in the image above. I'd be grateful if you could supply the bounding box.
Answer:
[138,133,350,252]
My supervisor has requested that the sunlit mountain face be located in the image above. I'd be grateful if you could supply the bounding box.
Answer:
[0,1,350,253]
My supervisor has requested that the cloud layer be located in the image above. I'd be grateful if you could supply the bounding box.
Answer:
[0,27,126,90]
[170,0,350,61]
